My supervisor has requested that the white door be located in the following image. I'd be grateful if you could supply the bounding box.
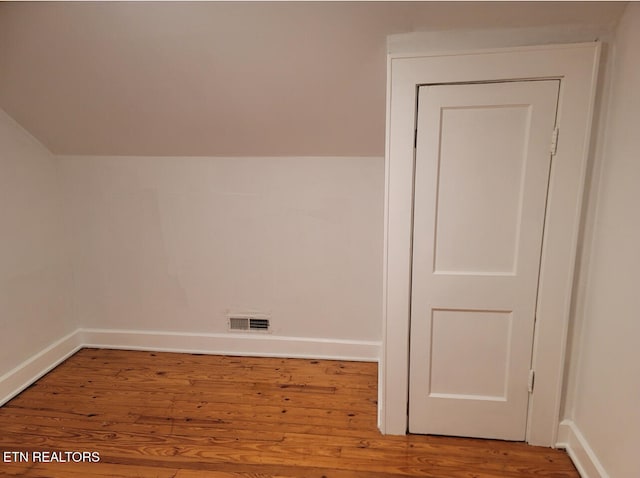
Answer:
[409,80,560,440]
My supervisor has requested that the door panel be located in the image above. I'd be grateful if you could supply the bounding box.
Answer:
[409,80,559,440]
[434,105,528,274]
[429,309,512,400]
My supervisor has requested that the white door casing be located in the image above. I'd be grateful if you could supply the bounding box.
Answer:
[381,43,601,446]
[409,80,559,440]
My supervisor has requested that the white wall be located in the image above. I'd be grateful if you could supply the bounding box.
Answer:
[57,156,384,353]
[561,4,640,477]
[0,109,75,378]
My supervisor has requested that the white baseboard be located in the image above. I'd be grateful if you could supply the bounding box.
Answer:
[0,327,379,409]
[557,419,610,478]
[0,330,82,407]
[78,328,381,362]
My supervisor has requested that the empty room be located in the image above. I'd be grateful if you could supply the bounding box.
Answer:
[0,2,638,477]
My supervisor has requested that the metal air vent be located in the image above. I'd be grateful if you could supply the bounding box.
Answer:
[228,316,270,332]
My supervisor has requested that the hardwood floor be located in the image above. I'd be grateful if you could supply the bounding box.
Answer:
[0,349,579,477]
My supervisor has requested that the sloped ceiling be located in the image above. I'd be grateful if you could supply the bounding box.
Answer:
[0,1,626,157]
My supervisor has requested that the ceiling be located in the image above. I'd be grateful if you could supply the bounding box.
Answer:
[0,2,627,157]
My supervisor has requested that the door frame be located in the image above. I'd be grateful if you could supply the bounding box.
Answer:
[380,42,601,446]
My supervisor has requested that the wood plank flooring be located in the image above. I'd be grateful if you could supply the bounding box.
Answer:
[0,349,579,477]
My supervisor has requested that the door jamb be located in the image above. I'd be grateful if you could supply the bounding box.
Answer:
[379,43,601,446]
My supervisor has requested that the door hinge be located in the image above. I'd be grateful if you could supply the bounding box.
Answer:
[550,127,559,155]
[528,369,535,393]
